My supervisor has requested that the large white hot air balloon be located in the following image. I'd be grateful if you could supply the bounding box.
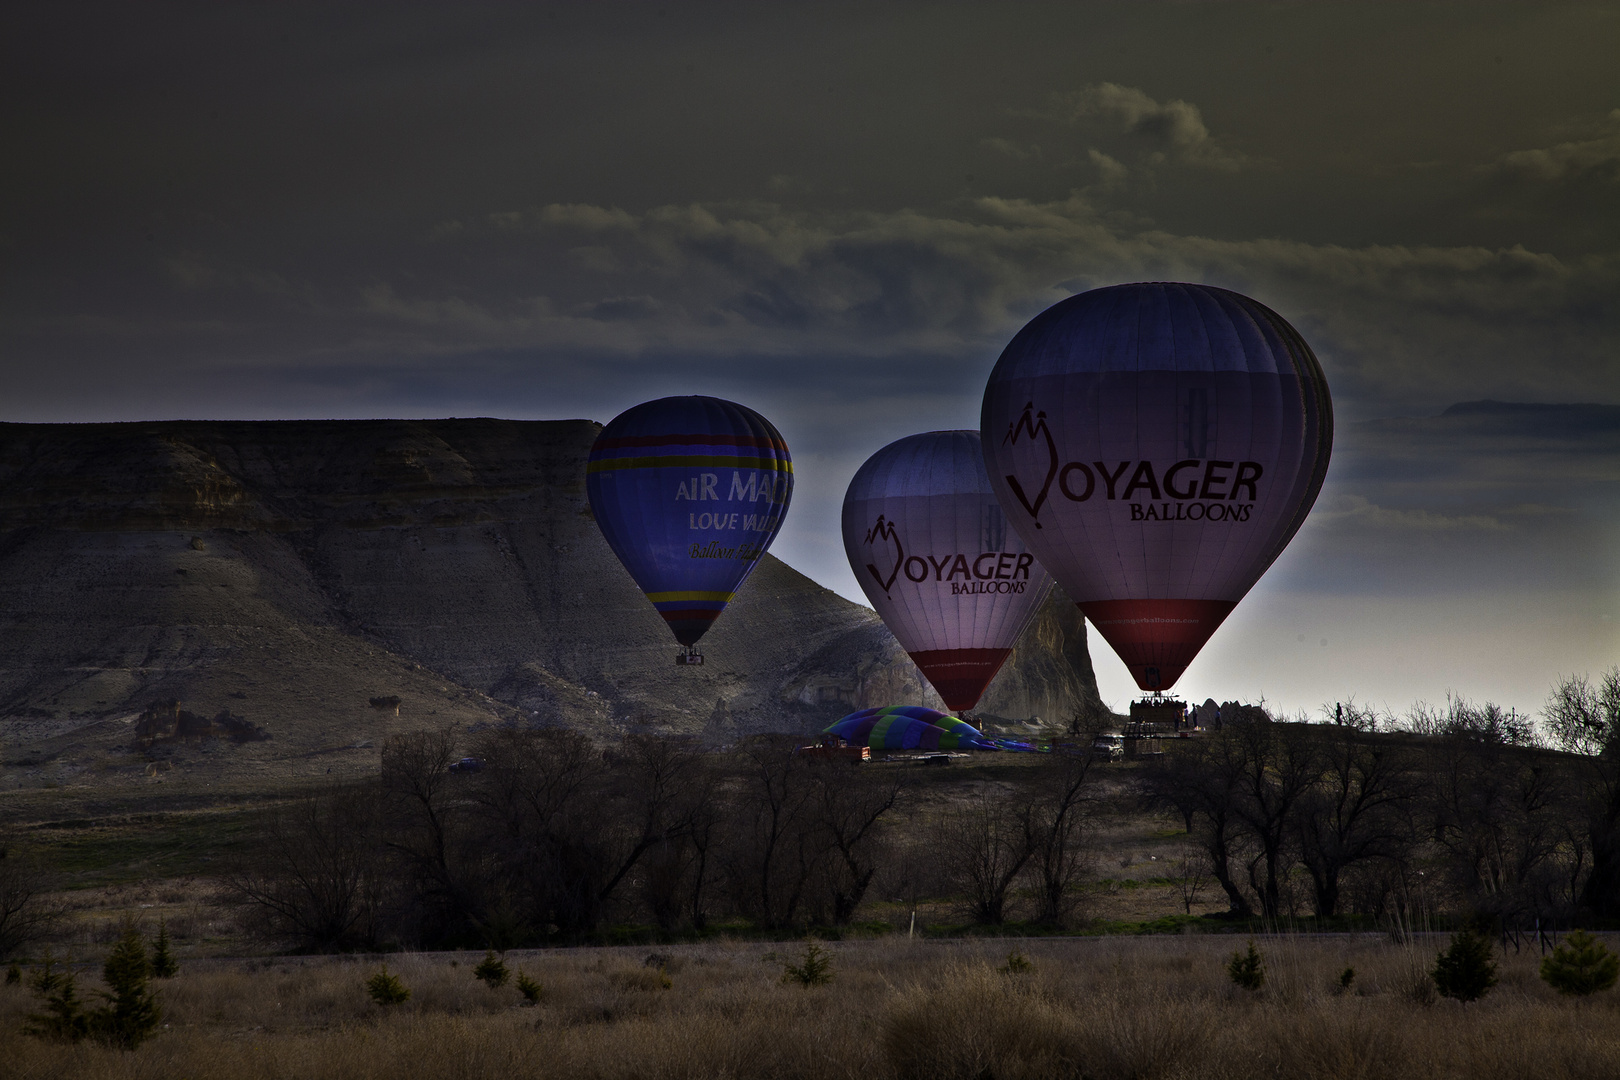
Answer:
[981,282,1333,693]
[842,430,1055,712]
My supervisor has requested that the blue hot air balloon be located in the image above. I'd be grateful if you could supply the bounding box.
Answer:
[587,396,793,661]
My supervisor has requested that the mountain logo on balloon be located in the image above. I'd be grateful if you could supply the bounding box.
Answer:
[862,514,904,595]
[843,430,1056,712]
[999,402,1058,529]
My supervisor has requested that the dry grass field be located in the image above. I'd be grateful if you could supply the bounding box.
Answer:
[5,933,1620,1080]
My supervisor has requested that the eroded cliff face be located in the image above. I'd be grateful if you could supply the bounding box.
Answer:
[0,419,1101,789]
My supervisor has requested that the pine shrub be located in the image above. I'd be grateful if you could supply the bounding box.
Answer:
[1540,930,1620,996]
[366,964,410,1005]
[515,970,544,1004]
[23,953,89,1043]
[93,920,162,1049]
[474,950,510,988]
[782,942,834,987]
[149,919,178,979]
[1001,950,1033,975]
[5,963,19,985]
[1337,965,1356,992]
[1433,928,1497,1002]
[1227,941,1265,991]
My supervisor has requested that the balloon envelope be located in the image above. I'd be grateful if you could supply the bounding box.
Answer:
[842,431,1054,711]
[825,706,996,750]
[981,283,1332,692]
[587,396,792,645]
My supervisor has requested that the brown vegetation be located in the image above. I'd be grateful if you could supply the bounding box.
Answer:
[4,935,1620,1079]
[194,691,1620,954]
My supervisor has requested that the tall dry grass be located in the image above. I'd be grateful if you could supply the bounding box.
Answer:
[4,935,1620,1079]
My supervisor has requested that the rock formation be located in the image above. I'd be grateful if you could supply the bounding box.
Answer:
[0,419,1103,788]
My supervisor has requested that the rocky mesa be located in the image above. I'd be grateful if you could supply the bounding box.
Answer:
[0,418,1103,790]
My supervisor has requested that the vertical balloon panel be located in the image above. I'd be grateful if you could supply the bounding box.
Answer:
[587,396,792,647]
[982,283,1332,692]
[842,430,1054,710]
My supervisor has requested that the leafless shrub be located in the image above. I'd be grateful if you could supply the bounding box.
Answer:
[1027,752,1096,927]
[937,794,1038,925]
[222,785,388,951]
[0,840,63,959]
[1167,846,1211,914]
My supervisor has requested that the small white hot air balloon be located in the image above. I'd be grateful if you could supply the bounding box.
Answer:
[842,430,1054,711]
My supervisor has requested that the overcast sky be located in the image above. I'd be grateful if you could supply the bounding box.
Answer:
[3,2,1617,719]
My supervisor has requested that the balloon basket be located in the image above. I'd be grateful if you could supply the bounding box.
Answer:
[1127,696,1189,742]
[675,647,704,667]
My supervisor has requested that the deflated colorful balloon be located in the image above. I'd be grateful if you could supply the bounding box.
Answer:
[842,431,1054,711]
[587,396,792,650]
[825,706,996,751]
[981,282,1332,692]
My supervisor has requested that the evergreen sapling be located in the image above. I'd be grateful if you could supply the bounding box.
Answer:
[1433,928,1497,1002]
[150,918,178,979]
[474,950,510,988]
[23,953,89,1043]
[1540,930,1620,996]
[781,942,834,987]
[93,920,161,1049]
[1227,941,1265,991]
[366,964,410,1006]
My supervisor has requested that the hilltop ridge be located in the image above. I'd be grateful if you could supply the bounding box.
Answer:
[0,418,1102,794]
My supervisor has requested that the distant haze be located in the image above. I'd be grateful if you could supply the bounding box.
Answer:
[2,3,1616,720]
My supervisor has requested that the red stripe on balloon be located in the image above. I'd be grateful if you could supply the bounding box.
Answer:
[907,647,1014,712]
[1078,598,1237,693]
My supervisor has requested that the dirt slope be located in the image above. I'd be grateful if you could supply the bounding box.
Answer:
[0,418,1101,794]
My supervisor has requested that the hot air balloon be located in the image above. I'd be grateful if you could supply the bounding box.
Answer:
[841,430,1054,711]
[825,706,996,751]
[981,282,1332,692]
[587,396,792,663]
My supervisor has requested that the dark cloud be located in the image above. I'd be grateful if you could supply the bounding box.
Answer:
[1044,82,1249,173]
[1,1,1617,715]
[1493,110,1620,182]
[22,193,1605,422]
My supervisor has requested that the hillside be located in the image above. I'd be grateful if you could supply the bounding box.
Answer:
[0,418,1102,794]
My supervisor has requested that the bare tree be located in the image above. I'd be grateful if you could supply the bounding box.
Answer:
[940,790,1038,925]
[683,770,724,931]
[594,734,708,909]
[0,839,62,959]
[1167,846,1211,915]
[1295,725,1417,916]
[807,761,902,925]
[1426,720,1569,931]
[378,726,475,938]
[223,786,385,951]
[726,737,821,928]
[1543,670,1620,756]
[469,724,608,935]
[1146,732,1255,915]
[1028,751,1095,926]
[1229,715,1323,917]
